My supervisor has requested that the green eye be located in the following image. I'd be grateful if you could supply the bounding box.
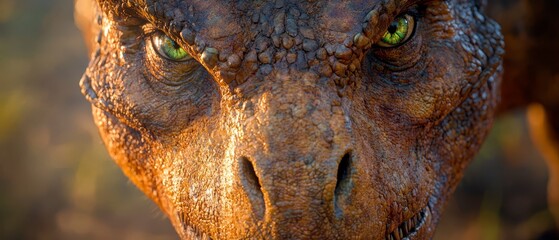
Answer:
[152,33,192,61]
[378,14,416,48]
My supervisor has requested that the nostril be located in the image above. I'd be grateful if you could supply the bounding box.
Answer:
[239,157,265,219]
[334,152,353,217]
[335,152,353,196]
[241,157,262,192]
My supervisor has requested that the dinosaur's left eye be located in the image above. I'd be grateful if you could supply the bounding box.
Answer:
[152,32,192,61]
[377,14,416,48]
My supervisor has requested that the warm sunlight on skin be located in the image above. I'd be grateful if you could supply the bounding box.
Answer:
[72,0,559,239]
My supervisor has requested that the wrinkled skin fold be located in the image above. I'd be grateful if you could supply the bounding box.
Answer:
[77,0,504,239]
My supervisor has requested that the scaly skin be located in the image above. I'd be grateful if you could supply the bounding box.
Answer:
[78,0,504,239]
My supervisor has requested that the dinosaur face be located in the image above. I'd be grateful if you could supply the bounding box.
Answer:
[80,0,504,238]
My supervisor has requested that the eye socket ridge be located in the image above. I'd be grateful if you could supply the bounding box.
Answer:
[377,13,417,48]
[150,31,193,62]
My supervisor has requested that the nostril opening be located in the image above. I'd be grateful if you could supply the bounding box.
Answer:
[239,157,265,219]
[241,157,262,191]
[334,152,353,217]
[335,152,353,196]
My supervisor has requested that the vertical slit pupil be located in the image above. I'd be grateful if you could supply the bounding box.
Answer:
[387,23,398,34]
[171,39,181,50]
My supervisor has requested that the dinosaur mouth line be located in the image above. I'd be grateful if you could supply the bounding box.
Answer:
[178,206,431,239]
[385,206,429,240]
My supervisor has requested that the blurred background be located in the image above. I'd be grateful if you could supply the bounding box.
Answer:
[0,0,556,239]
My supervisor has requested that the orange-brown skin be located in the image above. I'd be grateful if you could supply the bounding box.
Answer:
[76,0,509,239]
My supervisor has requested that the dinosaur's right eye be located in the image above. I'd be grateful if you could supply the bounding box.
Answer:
[151,32,192,61]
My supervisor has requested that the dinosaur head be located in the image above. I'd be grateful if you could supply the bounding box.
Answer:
[79,0,504,238]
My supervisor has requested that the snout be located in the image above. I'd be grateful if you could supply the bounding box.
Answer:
[165,72,435,239]
[236,151,354,238]
[219,77,358,238]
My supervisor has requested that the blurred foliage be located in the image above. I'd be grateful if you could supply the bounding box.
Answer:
[0,0,175,239]
[0,0,555,239]
[435,112,557,240]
